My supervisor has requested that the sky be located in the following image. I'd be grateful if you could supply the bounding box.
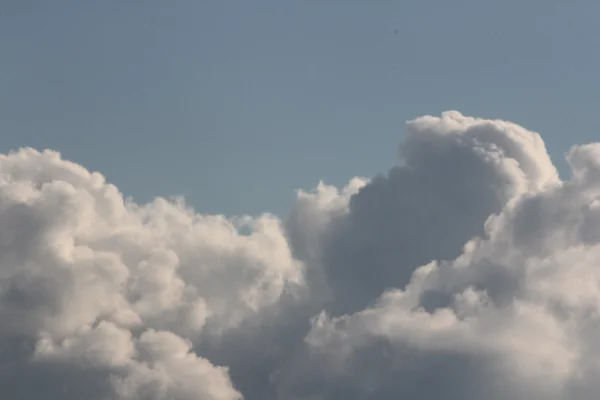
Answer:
[2,0,600,216]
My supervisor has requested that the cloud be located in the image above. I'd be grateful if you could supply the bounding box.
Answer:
[288,111,558,316]
[0,148,300,399]
[2,111,600,399]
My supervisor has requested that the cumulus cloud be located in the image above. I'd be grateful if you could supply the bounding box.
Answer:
[2,111,600,399]
[0,148,300,399]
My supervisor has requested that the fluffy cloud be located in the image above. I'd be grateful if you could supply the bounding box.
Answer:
[0,148,300,399]
[3,111,600,399]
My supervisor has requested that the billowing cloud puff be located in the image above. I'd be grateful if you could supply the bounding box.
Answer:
[0,148,301,399]
[2,111,600,400]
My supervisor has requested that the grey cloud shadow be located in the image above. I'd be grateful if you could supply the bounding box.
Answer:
[321,143,510,316]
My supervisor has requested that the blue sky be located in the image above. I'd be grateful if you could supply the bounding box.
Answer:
[1,0,599,216]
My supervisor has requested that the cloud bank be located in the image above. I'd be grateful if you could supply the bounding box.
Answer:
[2,111,600,399]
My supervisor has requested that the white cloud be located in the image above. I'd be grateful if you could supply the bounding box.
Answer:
[276,113,598,399]
[3,112,600,399]
[0,149,301,399]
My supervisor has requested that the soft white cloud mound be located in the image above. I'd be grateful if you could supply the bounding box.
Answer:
[0,149,301,399]
[3,112,600,399]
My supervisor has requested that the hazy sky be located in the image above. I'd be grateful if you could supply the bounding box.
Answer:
[2,0,600,215]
